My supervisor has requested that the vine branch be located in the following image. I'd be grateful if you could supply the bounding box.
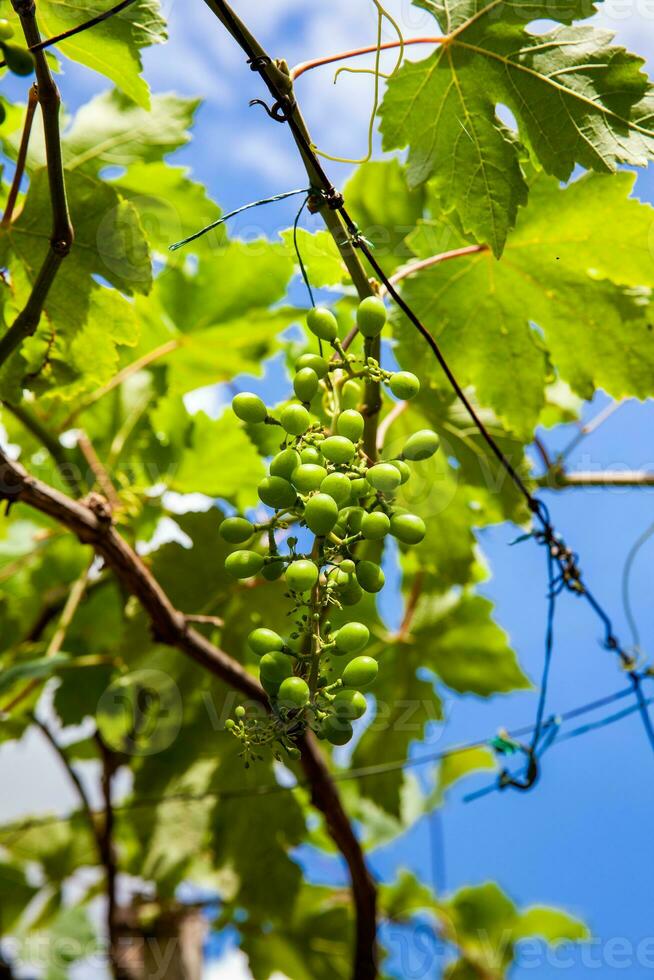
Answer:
[0,1,74,368]
[290,36,446,81]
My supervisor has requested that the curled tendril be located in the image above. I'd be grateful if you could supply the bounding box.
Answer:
[312,0,405,166]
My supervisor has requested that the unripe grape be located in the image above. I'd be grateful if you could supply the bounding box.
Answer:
[219,516,254,543]
[334,622,369,654]
[3,43,34,76]
[361,511,390,540]
[347,508,365,532]
[389,371,420,400]
[304,493,339,535]
[367,463,401,494]
[292,463,327,493]
[286,559,319,592]
[333,689,367,720]
[391,459,411,485]
[307,306,338,341]
[356,560,385,593]
[336,410,364,442]
[294,367,319,402]
[341,379,363,411]
[390,513,426,544]
[340,580,364,606]
[258,476,297,509]
[248,628,284,656]
[270,448,301,480]
[320,472,351,506]
[0,20,14,40]
[296,353,329,378]
[342,655,378,688]
[235,705,246,719]
[403,429,440,461]
[232,392,267,424]
[281,404,311,435]
[321,435,356,464]
[259,651,293,683]
[225,718,236,731]
[225,550,263,579]
[278,676,310,708]
[321,714,353,746]
[301,446,322,465]
[262,559,285,581]
[339,559,356,575]
[356,296,387,337]
[348,478,368,503]
[261,675,281,697]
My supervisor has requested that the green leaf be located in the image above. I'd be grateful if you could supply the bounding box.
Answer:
[396,171,654,438]
[410,592,531,697]
[436,746,497,801]
[171,411,266,507]
[0,861,37,932]
[11,2,167,109]
[380,869,439,919]
[515,906,590,943]
[0,653,70,697]
[380,1,654,252]
[63,91,199,173]
[280,227,348,287]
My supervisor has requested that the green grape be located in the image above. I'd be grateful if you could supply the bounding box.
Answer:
[367,462,401,493]
[286,559,319,592]
[304,493,339,535]
[219,516,254,543]
[332,569,363,606]
[294,367,320,402]
[0,20,14,40]
[390,513,426,544]
[347,508,365,532]
[339,559,356,575]
[333,689,367,720]
[262,559,285,581]
[232,392,267,424]
[356,296,387,337]
[225,718,236,731]
[258,476,297,509]
[391,459,411,485]
[341,379,363,410]
[292,463,327,492]
[403,429,440,461]
[307,306,338,341]
[261,675,281,697]
[281,403,311,435]
[334,621,369,654]
[348,478,368,503]
[342,655,378,688]
[296,353,329,378]
[389,371,420,400]
[320,472,351,506]
[356,561,385,593]
[270,448,301,480]
[235,705,246,719]
[259,651,293,683]
[361,511,390,540]
[321,714,353,746]
[286,746,302,760]
[278,676,310,708]
[2,42,34,76]
[336,410,364,442]
[300,446,322,465]
[248,628,284,656]
[321,435,356,464]
[225,550,264,579]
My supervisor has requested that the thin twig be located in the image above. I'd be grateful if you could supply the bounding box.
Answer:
[397,571,424,641]
[185,614,225,627]
[95,734,122,980]
[290,36,446,81]
[2,84,38,226]
[558,400,621,463]
[0,2,74,368]
[385,244,489,291]
[376,400,408,453]
[77,432,120,511]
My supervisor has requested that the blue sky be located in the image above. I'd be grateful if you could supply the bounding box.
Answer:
[2,2,654,978]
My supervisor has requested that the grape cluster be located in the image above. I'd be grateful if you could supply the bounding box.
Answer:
[220,298,439,763]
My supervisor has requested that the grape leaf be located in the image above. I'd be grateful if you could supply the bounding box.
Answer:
[380,0,654,253]
[396,170,654,439]
[8,1,167,109]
